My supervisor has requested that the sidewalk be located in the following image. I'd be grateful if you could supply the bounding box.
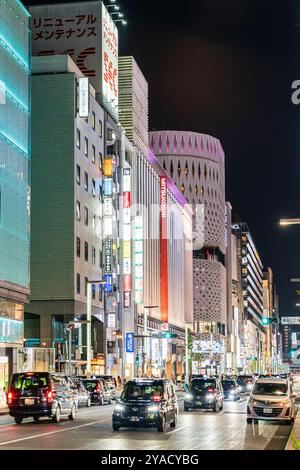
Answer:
[286,410,300,450]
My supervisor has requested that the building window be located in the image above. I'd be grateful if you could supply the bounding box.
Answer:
[92,112,95,130]
[76,237,81,258]
[76,129,81,149]
[84,207,88,226]
[84,137,88,157]
[99,285,103,302]
[99,119,103,139]
[92,246,96,265]
[76,273,80,294]
[92,145,96,164]
[92,178,96,197]
[99,152,103,172]
[76,165,81,185]
[84,242,88,261]
[92,214,96,231]
[92,284,96,300]
[84,276,88,297]
[84,172,88,191]
[99,185,103,201]
[99,249,103,268]
[76,201,81,221]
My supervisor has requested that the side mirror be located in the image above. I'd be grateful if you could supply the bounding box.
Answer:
[291,393,297,398]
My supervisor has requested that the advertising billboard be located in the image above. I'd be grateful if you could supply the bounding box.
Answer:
[160,176,168,323]
[29,1,119,119]
[281,317,300,325]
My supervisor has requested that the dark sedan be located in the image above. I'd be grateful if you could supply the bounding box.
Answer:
[82,379,112,406]
[221,380,240,401]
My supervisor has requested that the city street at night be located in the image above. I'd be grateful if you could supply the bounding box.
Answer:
[0,389,297,451]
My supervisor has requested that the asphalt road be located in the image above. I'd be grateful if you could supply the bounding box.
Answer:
[0,394,294,450]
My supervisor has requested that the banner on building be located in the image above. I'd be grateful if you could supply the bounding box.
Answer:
[160,176,168,323]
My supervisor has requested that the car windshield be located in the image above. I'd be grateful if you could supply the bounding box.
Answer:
[237,376,252,384]
[82,380,99,391]
[11,373,49,393]
[253,382,288,396]
[222,381,236,390]
[190,380,216,392]
[121,383,163,401]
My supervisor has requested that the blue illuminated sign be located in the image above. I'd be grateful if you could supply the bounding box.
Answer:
[126,333,134,353]
[104,274,113,293]
[0,318,23,344]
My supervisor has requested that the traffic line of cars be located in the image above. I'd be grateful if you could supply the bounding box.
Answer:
[5,372,117,425]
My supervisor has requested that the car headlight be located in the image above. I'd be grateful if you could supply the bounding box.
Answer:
[250,399,257,405]
[115,404,124,412]
[185,393,193,400]
[206,393,214,400]
[148,404,159,413]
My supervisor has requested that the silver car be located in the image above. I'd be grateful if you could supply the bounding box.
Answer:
[247,378,296,425]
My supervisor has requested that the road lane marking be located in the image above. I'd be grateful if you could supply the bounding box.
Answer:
[166,426,185,435]
[0,418,109,447]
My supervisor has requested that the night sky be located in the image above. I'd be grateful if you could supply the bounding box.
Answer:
[26,0,300,315]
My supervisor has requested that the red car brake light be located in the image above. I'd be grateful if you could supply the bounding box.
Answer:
[46,390,53,403]
[7,391,13,405]
[152,393,161,402]
[207,388,214,393]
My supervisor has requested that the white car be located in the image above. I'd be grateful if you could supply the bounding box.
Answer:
[247,378,296,425]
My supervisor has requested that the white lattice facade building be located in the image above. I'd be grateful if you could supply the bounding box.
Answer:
[150,130,227,332]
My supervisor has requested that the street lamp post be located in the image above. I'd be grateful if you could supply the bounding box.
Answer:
[86,280,106,379]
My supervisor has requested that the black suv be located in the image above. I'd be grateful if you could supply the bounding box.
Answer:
[7,372,77,424]
[112,379,178,432]
[184,378,224,411]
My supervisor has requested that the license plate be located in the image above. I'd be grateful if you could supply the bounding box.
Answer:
[24,398,34,406]
[130,416,139,422]
[263,408,273,414]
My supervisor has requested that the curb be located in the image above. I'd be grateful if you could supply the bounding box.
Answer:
[286,410,300,451]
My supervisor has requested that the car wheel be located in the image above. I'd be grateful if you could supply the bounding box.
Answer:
[184,404,189,412]
[170,412,177,428]
[247,418,252,424]
[108,397,112,405]
[157,414,166,432]
[52,406,61,423]
[212,403,218,412]
[291,415,295,424]
[99,396,104,406]
[33,416,40,423]
[87,397,91,408]
[14,416,23,425]
[69,404,76,421]
[220,402,223,411]
[112,423,120,431]
[253,419,259,425]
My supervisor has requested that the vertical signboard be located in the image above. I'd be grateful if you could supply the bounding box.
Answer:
[123,168,132,308]
[78,77,89,117]
[29,2,118,119]
[160,176,168,324]
[134,215,144,305]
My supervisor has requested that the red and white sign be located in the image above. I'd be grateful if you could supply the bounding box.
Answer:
[161,323,169,332]
[29,2,119,118]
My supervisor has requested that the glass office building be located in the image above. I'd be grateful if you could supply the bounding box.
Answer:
[0,0,31,391]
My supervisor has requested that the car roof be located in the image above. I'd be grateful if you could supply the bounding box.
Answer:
[255,378,288,384]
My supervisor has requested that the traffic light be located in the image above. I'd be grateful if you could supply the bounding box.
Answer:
[135,355,139,365]
[261,317,278,326]
[261,317,272,326]
[161,332,178,339]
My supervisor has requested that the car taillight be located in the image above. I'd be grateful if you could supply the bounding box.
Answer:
[46,390,53,403]
[207,388,214,393]
[153,393,161,403]
[96,386,101,393]
[7,391,13,405]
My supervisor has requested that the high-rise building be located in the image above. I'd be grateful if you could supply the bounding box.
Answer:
[232,222,266,373]
[0,0,31,390]
[150,130,227,375]
[25,55,106,375]
[119,63,193,380]
[263,268,281,372]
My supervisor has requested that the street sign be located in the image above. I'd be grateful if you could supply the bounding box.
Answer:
[126,333,134,353]
[281,317,300,325]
